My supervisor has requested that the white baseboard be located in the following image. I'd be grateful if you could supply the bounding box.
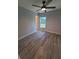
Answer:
[18,31,36,40]
[45,30,61,35]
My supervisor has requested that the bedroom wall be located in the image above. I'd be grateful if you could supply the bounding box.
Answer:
[18,6,36,40]
[38,9,61,34]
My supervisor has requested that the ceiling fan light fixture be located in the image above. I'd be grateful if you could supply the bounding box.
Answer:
[41,8,46,11]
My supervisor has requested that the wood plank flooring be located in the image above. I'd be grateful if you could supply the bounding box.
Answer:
[18,31,61,59]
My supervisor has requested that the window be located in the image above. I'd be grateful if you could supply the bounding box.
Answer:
[40,16,46,28]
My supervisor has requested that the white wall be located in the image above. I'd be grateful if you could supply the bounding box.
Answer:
[18,6,36,40]
[38,9,61,34]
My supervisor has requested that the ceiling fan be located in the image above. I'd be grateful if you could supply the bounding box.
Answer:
[32,0,56,13]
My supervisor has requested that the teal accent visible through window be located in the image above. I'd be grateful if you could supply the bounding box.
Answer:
[40,16,46,28]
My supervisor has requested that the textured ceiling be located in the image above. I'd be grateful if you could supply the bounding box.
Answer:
[18,0,61,13]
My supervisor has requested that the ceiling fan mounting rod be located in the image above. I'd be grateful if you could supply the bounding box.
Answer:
[42,1,45,4]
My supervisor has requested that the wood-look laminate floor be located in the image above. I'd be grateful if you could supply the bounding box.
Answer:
[18,31,61,59]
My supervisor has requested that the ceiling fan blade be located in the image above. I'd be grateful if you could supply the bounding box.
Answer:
[45,0,53,6]
[33,9,41,13]
[46,6,56,9]
[32,5,41,8]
